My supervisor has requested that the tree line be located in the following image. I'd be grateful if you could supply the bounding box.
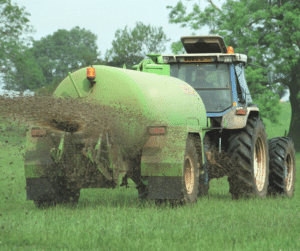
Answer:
[0,0,171,97]
[1,0,300,149]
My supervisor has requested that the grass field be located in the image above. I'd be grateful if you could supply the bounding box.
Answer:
[262,101,292,139]
[0,101,299,251]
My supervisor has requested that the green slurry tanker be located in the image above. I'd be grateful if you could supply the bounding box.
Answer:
[24,35,296,207]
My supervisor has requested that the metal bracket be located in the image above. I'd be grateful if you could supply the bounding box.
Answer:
[50,133,65,165]
[82,133,114,182]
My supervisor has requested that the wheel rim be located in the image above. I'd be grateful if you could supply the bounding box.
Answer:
[185,156,194,194]
[253,136,267,192]
[285,154,293,191]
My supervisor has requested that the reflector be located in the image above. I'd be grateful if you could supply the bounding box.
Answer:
[31,128,46,137]
[236,109,247,115]
[149,127,166,135]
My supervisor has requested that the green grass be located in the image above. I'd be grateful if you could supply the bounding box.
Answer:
[0,103,299,251]
[263,101,292,139]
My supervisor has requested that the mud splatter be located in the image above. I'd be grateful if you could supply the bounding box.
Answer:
[0,91,157,190]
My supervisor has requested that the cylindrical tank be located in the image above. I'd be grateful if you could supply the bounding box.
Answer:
[52,65,207,155]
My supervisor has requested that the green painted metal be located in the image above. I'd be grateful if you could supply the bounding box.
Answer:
[141,126,188,176]
[82,142,114,181]
[68,72,82,98]
[62,66,206,177]
[132,54,170,76]
[24,125,65,179]
[132,54,211,176]
[146,54,165,64]
[49,133,65,165]
[25,165,43,178]
[83,133,114,181]
[53,66,207,153]
[25,63,208,180]
[95,134,102,150]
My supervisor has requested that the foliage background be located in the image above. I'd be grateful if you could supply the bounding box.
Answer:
[1,0,299,146]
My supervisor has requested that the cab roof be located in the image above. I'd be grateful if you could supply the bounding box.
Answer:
[160,35,247,64]
[161,53,247,64]
[181,35,227,54]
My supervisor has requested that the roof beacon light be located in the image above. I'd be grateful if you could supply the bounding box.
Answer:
[87,67,96,79]
[227,46,234,54]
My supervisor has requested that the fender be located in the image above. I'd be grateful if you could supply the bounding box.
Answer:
[141,125,209,199]
[24,123,61,179]
[141,124,207,176]
[221,107,259,129]
[141,126,188,177]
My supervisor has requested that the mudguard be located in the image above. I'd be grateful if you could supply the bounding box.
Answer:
[221,107,259,129]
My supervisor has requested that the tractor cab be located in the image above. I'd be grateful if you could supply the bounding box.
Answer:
[168,58,233,114]
[163,36,252,117]
[133,35,256,128]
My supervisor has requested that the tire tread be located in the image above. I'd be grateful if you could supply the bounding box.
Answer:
[268,137,296,197]
[227,117,269,198]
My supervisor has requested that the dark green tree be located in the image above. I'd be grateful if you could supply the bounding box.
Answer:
[167,0,300,149]
[2,26,101,95]
[170,39,186,54]
[0,0,34,75]
[104,21,171,69]
[33,26,100,82]
[5,48,46,92]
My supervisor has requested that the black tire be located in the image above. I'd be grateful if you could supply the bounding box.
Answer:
[227,117,269,199]
[197,135,210,196]
[59,188,81,204]
[34,200,56,208]
[33,188,80,208]
[56,177,81,204]
[181,135,200,203]
[268,137,296,198]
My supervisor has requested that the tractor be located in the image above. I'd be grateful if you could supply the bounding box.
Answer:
[24,35,296,207]
[132,35,296,200]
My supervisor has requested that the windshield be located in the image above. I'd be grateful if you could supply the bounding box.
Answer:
[170,63,232,113]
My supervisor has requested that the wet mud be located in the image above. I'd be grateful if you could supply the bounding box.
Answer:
[0,92,156,190]
[0,91,243,199]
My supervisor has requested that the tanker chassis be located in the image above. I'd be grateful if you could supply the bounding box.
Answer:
[24,36,296,207]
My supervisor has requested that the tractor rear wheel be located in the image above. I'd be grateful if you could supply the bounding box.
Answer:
[268,137,296,198]
[227,117,269,199]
